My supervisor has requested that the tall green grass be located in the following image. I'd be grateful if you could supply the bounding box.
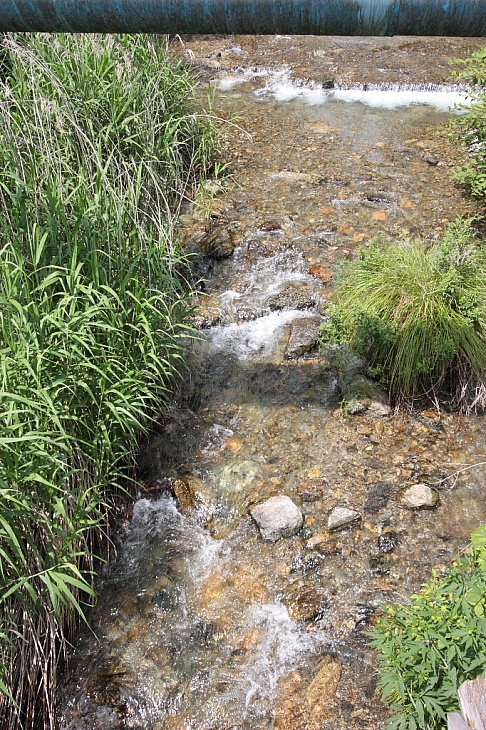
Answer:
[0,33,219,729]
[320,219,486,411]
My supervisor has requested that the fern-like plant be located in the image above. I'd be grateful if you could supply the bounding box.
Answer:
[369,525,486,730]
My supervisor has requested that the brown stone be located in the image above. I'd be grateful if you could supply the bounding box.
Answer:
[172,478,196,512]
[258,219,283,231]
[274,672,308,730]
[306,656,342,726]
[308,264,333,283]
[283,584,327,622]
[306,533,331,550]
[298,479,323,503]
[231,627,265,654]
[224,434,243,452]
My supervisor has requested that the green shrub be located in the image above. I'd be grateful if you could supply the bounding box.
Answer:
[319,219,486,411]
[0,33,219,729]
[448,47,486,198]
[369,525,486,730]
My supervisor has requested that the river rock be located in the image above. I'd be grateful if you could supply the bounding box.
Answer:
[305,656,342,722]
[397,483,439,509]
[327,506,361,531]
[266,281,319,312]
[172,477,197,512]
[283,584,327,622]
[274,672,308,730]
[250,495,304,542]
[258,219,283,232]
[285,314,321,359]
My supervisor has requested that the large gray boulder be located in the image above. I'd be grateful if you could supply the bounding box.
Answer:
[285,314,321,359]
[250,495,304,542]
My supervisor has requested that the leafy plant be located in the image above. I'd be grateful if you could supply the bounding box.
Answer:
[448,46,486,198]
[319,219,486,411]
[369,525,486,730]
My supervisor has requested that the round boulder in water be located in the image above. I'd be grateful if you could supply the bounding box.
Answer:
[250,495,304,542]
[397,483,439,509]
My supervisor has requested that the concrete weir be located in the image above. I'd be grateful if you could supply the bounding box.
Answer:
[0,0,485,35]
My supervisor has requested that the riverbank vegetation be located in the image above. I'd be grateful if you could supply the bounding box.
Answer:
[369,525,486,730]
[0,33,219,729]
[448,46,486,199]
[319,218,486,412]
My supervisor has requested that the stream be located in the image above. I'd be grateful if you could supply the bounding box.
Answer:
[58,36,486,730]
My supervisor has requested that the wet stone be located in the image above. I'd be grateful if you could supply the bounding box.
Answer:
[397,483,439,509]
[265,282,319,312]
[250,495,304,542]
[308,263,333,283]
[369,555,391,575]
[362,482,394,513]
[258,219,283,231]
[172,477,197,512]
[298,478,325,503]
[306,533,331,550]
[285,314,321,359]
[305,656,342,722]
[328,507,361,531]
[284,584,327,621]
[378,530,399,553]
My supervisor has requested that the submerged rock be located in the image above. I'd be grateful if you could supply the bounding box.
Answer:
[305,656,342,717]
[250,495,304,542]
[397,483,439,509]
[266,282,319,312]
[285,314,321,359]
[327,507,361,531]
[326,345,391,415]
[172,478,197,512]
[283,584,327,622]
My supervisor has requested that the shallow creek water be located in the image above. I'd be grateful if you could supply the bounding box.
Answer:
[59,37,486,730]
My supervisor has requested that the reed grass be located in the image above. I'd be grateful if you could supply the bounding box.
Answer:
[0,33,219,729]
[320,219,486,411]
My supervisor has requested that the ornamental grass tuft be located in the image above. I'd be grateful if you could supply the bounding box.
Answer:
[320,219,486,411]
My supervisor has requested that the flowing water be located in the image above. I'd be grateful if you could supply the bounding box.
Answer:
[58,37,486,730]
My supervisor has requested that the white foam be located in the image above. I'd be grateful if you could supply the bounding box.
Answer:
[199,423,235,461]
[331,87,469,110]
[237,602,328,708]
[203,309,300,361]
[217,66,470,111]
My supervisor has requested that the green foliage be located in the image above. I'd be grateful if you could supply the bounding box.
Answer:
[369,525,486,730]
[448,46,486,198]
[0,33,219,729]
[319,219,486,410]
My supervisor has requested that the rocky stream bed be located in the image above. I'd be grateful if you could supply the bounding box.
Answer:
[58,35,486,730]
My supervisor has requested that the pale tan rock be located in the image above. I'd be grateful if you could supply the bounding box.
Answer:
[273,672,308,730]
[306,657,342,728]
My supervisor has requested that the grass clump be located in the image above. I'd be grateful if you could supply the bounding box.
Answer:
[319,219,486,411]
[0,33,220,729]
[369,525,486,730]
